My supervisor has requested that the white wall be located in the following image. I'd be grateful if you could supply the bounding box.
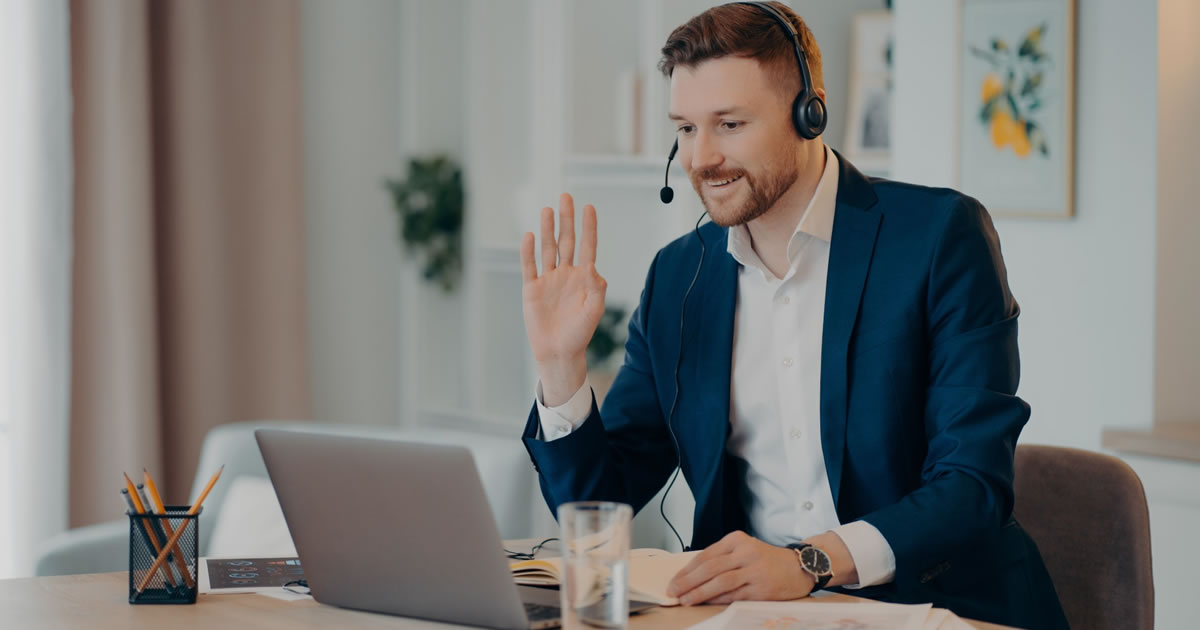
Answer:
[893,0,1157,450]
[301,0,405,427]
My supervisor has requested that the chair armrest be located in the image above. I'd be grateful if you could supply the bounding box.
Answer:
[33,519,127,576]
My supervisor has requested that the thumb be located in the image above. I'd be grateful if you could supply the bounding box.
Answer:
[583,275,607,314]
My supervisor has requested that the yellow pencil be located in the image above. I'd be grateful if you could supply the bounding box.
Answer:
[123,473,177,588]
[144,469,196,589]
[135,466,223,594]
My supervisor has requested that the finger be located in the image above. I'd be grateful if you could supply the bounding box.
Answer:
[677,569,748,606]
[540,206,556,273]
[558,193,576,267]
[520,232,537,282]
[667,550,740,599]
[707,583,755,606]
[578,204,598,266]
[677,545,723,577]
[677,531,741,576]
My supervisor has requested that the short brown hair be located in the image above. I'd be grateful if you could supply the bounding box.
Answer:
[658,1,823,99]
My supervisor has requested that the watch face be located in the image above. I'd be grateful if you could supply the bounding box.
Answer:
[800,546,832,576]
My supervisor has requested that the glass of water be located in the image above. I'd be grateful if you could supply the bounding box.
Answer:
[557,501,633,629]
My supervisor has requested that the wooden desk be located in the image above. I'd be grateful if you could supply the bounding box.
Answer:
[1,571,1013,629]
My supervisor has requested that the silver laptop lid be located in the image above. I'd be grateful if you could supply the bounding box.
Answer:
[255,429,529,630]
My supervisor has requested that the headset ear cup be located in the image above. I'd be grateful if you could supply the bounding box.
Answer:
[792,93,827,140]
[807,97,827,135]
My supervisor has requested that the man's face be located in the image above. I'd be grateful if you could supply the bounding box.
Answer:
[668,56,800,227]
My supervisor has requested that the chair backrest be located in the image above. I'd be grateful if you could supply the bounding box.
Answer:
[188,421,537,555]
[1014,444,1154,630]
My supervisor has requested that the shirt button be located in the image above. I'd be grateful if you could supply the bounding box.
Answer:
[802,501,814,511]
[781,357,794,367]
[781,296,791,305]
[789,428,802,440]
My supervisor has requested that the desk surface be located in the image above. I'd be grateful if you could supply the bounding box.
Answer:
[1,571,1013,630]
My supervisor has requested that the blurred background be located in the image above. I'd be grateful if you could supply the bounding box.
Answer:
[1,0,1197,626]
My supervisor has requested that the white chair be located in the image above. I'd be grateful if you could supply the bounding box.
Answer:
[34,421,537,576]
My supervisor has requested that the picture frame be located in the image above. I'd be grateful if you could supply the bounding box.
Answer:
[957,0,1076,218]
[844,10,894,177]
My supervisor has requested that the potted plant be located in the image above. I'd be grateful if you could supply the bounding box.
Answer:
[385,156,464,291]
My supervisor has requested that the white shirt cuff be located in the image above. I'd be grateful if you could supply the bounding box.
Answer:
[534,378,594,442]
[830,521,896,588]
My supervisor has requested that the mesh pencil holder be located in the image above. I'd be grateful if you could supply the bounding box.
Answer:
[127,506,201,604]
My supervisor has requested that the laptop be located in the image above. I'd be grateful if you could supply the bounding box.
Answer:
[255,429,653,629]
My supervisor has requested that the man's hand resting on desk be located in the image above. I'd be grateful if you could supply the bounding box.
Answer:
[666,530,859,606]
[520,193,608,407]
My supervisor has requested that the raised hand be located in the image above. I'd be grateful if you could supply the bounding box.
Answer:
[520,193,607,407]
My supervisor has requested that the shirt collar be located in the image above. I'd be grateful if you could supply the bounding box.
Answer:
[726,144,839,270]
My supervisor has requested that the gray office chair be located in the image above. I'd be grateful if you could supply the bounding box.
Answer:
[1014,444,1155,630]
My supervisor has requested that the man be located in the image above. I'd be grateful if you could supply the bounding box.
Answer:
[517,3,1067,628]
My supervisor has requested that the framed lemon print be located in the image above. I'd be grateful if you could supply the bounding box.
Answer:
[958,0,1075,218]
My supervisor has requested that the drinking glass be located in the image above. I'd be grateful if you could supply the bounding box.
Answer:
[557,501,633,629]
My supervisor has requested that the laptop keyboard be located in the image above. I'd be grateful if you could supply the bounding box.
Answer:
[524,602,560,622]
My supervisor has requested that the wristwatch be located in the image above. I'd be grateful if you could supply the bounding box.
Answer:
[786,542,834,591]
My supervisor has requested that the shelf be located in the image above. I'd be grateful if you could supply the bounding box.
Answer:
[565,153,684,188]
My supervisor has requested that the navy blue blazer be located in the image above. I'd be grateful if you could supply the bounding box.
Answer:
[522,154,1067,629]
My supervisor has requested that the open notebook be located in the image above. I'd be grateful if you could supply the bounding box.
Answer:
[510,549,699,607]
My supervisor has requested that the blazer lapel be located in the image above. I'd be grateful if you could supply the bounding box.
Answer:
[820,154,881,506]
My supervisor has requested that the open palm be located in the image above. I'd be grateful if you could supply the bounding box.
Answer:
[521,193,607,374]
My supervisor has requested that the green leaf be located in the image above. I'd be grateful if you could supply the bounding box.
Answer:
[969,45,1000,66]
[1018,23,1047,57]
[979,97,998,124]
[1021,77,1034,97]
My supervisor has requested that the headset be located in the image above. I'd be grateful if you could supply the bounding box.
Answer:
[655,1,824,552]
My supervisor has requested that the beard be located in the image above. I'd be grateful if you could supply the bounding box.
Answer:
[690,150,800,228]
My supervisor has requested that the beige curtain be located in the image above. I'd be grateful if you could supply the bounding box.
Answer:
[70,0,311,526]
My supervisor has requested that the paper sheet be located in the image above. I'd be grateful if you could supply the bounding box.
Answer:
[686,601,935,630]
[198,556,305,594]
[257,590,313,602]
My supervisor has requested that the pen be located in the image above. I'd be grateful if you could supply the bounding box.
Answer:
[135,484,171,559]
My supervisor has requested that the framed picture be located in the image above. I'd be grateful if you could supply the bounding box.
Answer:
[958,0,1076,218]
[844,10,893,176]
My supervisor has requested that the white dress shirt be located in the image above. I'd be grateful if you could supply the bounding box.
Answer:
[535,146,896,588]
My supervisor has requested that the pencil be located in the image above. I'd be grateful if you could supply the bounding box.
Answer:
[135,466,223,594]
[144,469,196,589]
[121,488,175,588]
[123,473,177,588]
[135,482,183,586]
